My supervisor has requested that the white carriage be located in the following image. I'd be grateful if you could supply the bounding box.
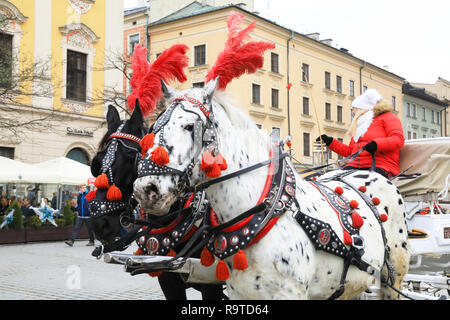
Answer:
[393,137,450,300]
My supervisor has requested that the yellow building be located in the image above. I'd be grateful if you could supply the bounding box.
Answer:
[147,2,405,167]
[0,0,123,164]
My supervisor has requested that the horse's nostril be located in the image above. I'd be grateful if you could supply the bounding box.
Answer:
[145,184,159,195]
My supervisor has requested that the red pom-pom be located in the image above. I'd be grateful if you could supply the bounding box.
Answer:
[343,231,353,245]
[351,211,364,229]
[106,184,123,201]
[201,151,216,172]
[216,260,230,281]
[167,249,177,257]
[86,190,97,202]
[286,140,292,147]
[140,133,155,157]
[372,197,380,206]
[200,247,215,267]
[233,250,248,270]
[350,200,359,209]
[148,271,163,277]
[312,177,317,181]
[334,186,344,195]
[151,146,170,166]
[215,153,228,171]
[134,248,145,255]
[94,173,109,189]
[379,213,388,222]
[206,163,222,178]
[358,186,367,193]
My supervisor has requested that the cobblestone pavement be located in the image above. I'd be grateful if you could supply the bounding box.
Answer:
[0,240,201,300]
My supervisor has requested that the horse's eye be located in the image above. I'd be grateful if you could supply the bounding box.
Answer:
[183,124,194,132]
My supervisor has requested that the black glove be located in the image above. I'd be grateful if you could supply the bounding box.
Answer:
[363,141,377,154]
[315,134,333,146]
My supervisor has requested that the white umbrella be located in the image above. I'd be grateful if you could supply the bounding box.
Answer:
[0,156,60,184]
[34,157,94,185]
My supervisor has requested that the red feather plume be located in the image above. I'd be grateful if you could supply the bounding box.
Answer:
[205,12,275,90]
[127,44,189,117]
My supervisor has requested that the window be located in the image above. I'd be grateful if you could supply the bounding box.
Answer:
[128,34,140,55]
[363,85,368,92]
[302,63,309,82]
[349,80,355,97]
[325,103,331,120]
[325,71,331,90]
[193,82,204,88]
[66,50,87,102]
[303,132,310,157]
[0,147,14,159]
[407,131,411,140]
[337,105,343,123]
[0,33,13,88]
[271,53,279,73]
[271,88,279,108]
[194,44,206,66]
[272,127,280,140]
[392,96,396,111]
[413,132,417,140]
[412,104,417,118]
[406,103,411,117]
[66,148,90,165]
[437,111,441,124]
[252,84,261,104]
[336,76,342,93]
[431,110,435,123]
[302,97,310,115]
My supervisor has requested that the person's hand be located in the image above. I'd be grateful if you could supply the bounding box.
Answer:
[315,134,333,146]
[363,141,377,154]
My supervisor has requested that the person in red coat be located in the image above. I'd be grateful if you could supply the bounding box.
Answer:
[316,88,404,178]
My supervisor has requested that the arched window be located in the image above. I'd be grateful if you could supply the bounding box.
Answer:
[66,148,90,165]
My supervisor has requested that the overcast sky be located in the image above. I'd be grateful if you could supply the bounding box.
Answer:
[124,0,450,84]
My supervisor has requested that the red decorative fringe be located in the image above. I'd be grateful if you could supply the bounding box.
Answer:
[200,151,216,172]
[216,260,230,281]
[233,250,247,270]
[134,248,144,255]
[167,249,177,257]
[106,184,123,201]
[351,211,364,229]
[215,153,228,171]
[94,173,109,189]
[206,164,222,178]
[148,271,163,277]
[140,133,155,157]
[86,190,97,202]
[343,231,353,245]
[151,146,170,166]
[205,12,275,90]
[350,200,359,209]
[200,247,215,267]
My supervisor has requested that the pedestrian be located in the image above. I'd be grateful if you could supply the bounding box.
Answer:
[51,192,57,209]
[65,184,95,247]
[21,197,35,218]
[0,197,9,216]
[316,88,404,178]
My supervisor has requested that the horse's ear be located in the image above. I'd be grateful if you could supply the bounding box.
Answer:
[204,76,219,105]
[161,79,178,100]
[106,105,120,130]
[129,99,143,130]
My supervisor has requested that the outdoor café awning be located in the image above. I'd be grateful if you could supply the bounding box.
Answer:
[0,156,60,184]
[33,157,94,186]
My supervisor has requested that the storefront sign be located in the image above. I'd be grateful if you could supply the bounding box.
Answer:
[66,127,94,137]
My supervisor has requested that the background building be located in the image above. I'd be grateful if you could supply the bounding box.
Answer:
[143,2,405,167]
[0,0,123,164]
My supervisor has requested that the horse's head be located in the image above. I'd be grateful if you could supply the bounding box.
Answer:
[133,79,223,216]
[90,103,146,245]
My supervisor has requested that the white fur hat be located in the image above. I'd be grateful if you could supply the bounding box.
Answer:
[352,88,382,110]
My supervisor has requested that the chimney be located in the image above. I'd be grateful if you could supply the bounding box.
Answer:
[320,39,333,46]
[305,32,320,41]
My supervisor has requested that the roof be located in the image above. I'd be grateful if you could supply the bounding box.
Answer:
[149,2,405,81]
[124,6,148,17]
[402,82,448,107]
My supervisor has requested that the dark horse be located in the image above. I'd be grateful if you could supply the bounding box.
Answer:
[89,103,223,300]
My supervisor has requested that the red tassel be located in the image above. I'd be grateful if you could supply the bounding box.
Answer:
[372,197,380,206]
[216,260,230,281]
[134,248,144,255]
[350,200,359,209]
[148,271,163,277]
[379,214,388,222]
[200,247,215,267]
[94,173,109,189]
[334,186,344,195]
[86,190,97,202]
[106,184,123,201]
[351,211,364,229]
[206,163,222,178]
[215,153,228,171]
[201,151,216,172]
[358,186,367,193]
[167,249,177,257]
[140,133,155,157]
[151,146,170,166]
[233,250,248,270]
[343,231,353,245]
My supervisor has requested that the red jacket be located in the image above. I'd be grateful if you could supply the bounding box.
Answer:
[328,111,404,175]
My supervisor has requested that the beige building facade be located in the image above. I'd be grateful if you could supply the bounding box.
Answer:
[147,4,404,167]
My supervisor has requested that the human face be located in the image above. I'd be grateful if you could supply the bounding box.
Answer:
[80,185,87,193]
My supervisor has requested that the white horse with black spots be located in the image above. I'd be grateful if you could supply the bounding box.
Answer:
[133,79,410,300]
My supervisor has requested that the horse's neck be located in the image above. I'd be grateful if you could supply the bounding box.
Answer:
[205,105,272,223]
